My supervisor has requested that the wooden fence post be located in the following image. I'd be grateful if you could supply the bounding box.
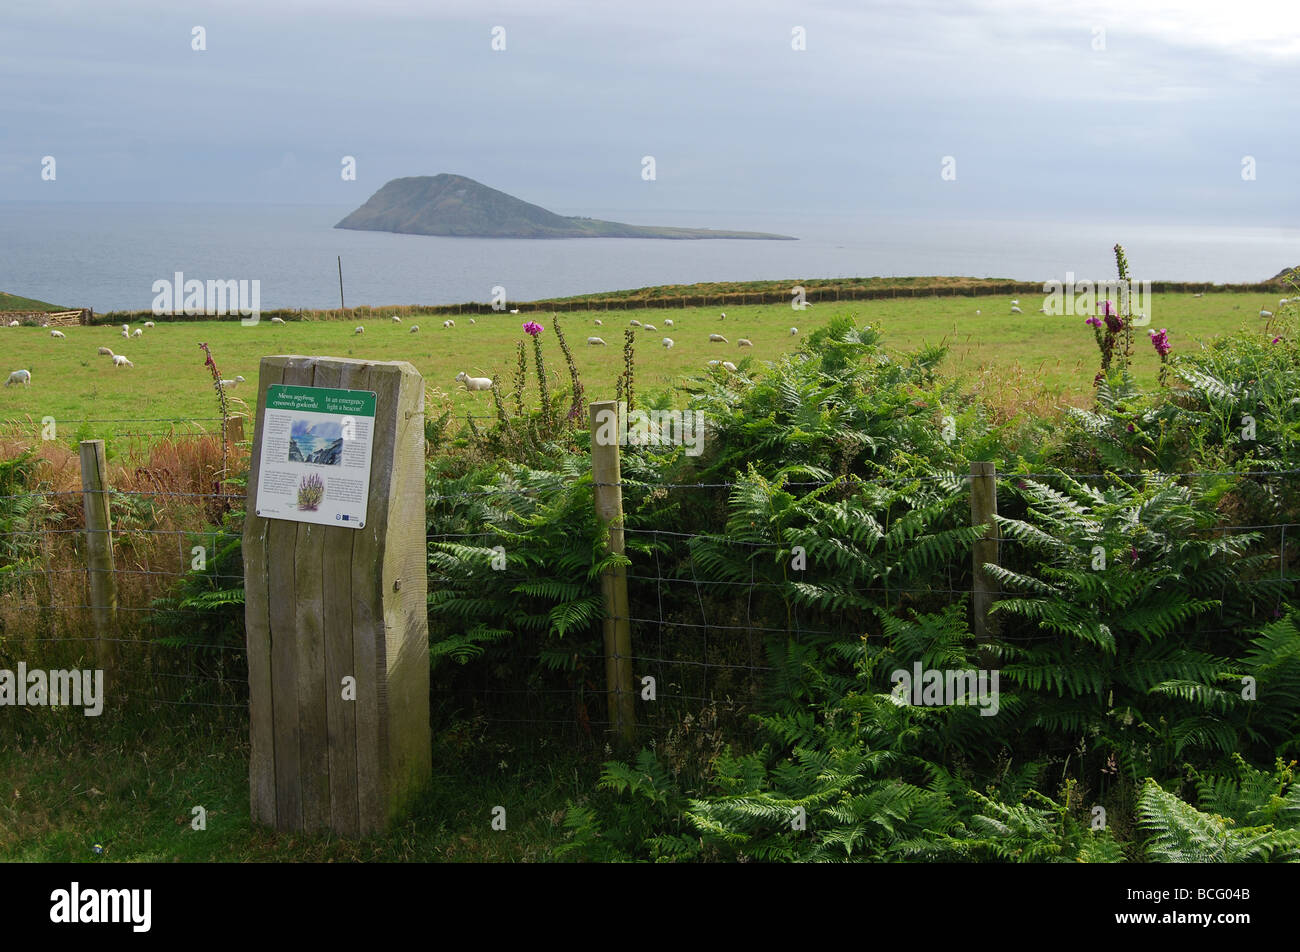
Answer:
[970,462,1000,654]
[243,356,429,835]
[227,416,245,444]
[590,400,636,745]
[79,440,117,677]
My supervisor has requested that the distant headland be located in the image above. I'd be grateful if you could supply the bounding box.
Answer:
[334,174,797,240]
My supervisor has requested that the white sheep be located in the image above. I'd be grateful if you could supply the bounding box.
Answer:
[50,330,66,338]
[217,375,246,389]
[410,325,419,333]
[789,327,798,335]
[509,309,519,314]
[664,319,673,327]
[144,321,155,328]
[113,355,134,368]
[97,347,114,356]
[392,315,402,323]
[132,328,143,338]
[469,318,476,324]
[709,333,728,343]
[354,325,365,335]
[443,320,456,328]
[1010,306,1023,314]
[594,319,603,326]
[1281,299,1291,306]
[737,338,753,347]
[662,337,674,349]
[121,324,129,332]
[1261,309,1274,318]
[1011,299,1020,306]
[722,361,738,372]
[587,336,607,346]
[6,320,18,327]
[719,312,726,320]
[707,359,721,367]
[5,369,31,386]
[455,371,492,391]
[629,320,642,328]
[121,329,129,339]
[270,317,286,324]
[643,323,657,331]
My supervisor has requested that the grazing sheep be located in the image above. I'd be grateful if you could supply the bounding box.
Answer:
[5,369,31,387]
[1010,306,1022,314]
[594,319,603,326]
[737,339,753,347]
[1011,299,1020,306]
[113,355,134,368]
[6,320,18,327]
[270,317,286,324]
[664,319,673,327]
[121,324,129,332]
[1193,292,1204,298]
[662,337,674,349]
[97,347,114,356]
[121,329,129,339]
[410,325,419,333]
[975,309,981,316]
[1261,309,1274,318]
[469,318,476,324]
[709,333,728,343]
[217,375,246,389]
[789,327,798,335]
[455,371,492,391]
[443,320,455,328]
[643,324,657,331]
[707,359,721,367]
[391,315,402,323]
[1281,299,1291,306]
[629,320,642,327]
[50,330,66,338]
[132,328,143,337]
[509,309,519,314]
[587,336,608,346]
[354,325,365,335]
[144,321,155,328]
[719,312,726,320]
[722,361,738,372]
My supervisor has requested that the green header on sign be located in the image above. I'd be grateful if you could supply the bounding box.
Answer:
[267,385,377,417]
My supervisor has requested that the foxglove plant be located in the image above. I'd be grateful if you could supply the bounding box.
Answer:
[1148,327,1172,385]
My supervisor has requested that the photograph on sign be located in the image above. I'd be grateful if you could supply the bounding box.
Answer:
[255,384,377,528]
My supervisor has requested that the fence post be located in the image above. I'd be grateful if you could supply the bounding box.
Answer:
[970,462,1000,654]
[243,356,429,835]
[79,440,117,678]
[227,416,245,444]
[589,400,636,746]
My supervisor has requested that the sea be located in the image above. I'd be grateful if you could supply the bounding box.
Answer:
[1,202,1296,312]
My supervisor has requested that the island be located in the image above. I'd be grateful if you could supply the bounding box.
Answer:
[334,174,796,240]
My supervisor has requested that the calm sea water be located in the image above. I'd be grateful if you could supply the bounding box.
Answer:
[1,202,1296,312]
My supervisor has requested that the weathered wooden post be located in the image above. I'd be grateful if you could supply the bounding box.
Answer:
[79,439,117,676]
[970,462,1000,654]
[227,416,245,444]
[244,356,429,835]
[590,400,636,745]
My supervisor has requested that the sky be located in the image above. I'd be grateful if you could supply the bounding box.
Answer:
[2,0,1298,225]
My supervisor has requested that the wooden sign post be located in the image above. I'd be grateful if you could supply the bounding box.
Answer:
[243,355,429,835]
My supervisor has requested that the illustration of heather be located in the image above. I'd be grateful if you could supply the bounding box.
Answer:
[297,472,325,511]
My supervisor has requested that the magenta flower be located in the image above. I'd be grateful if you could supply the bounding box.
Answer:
[1148,327,1171,357]
[1273,337,1282,344]
[523,321,543,337]
[1099,300,1117,317]
[1126,422,1135,432]
[1085,316,1103,328]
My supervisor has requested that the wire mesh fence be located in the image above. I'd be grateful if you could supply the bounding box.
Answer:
[2,418,1297,745]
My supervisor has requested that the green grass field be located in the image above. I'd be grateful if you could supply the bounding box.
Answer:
[0,291,69,313]
[0,292,1287,439]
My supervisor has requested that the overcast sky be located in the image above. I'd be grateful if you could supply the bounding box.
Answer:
[3,0,1297,225]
